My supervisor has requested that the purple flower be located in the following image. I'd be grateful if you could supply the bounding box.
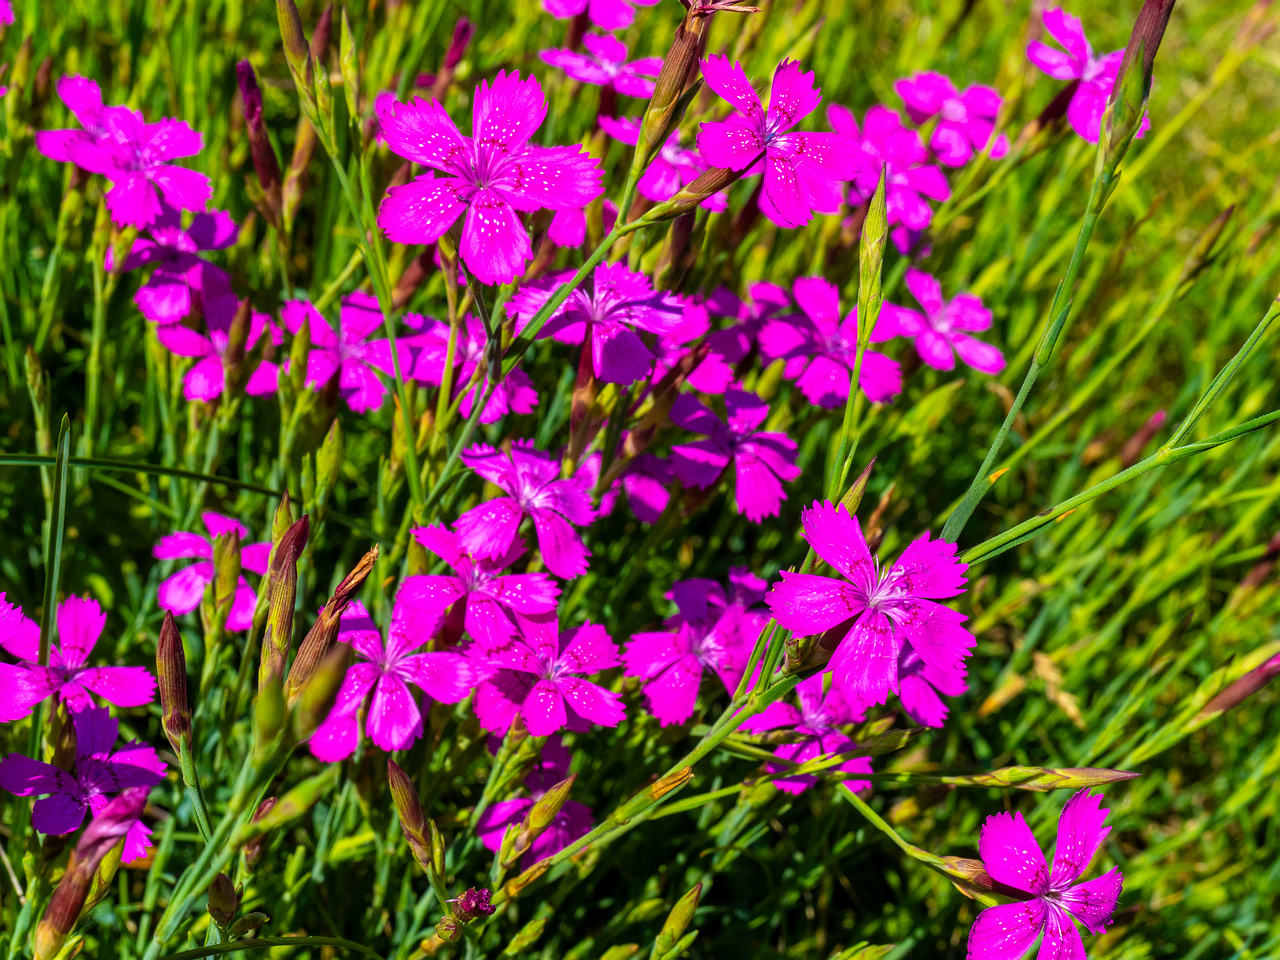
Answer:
[0,598,156,719]
[740,674,871,794]
[670,389,800,523]
[758,276,901,408]
[894,73,1009,168]
[152,512,271,632]
[830,104,950,253]
[476,737,593,866]
[376,72,604,284]
[766,500,975,707]
[697,56,857,229]
[1027,7,1150,144]
[282,292,409,414]
[548,199,618,248]
[968,790,1123,960]
[310,592,477,762]
[898,647,968,729]
[409,524,560,649]
[110,203,236,323]
[0,706,166,864]
[541,0,660,31]
[456,442,596,579]
[0,2,12,25]
[511,262,684,385]
[580,449,673,524]
[625,572,768,726]
[599,115,727,212]
[37,77,212,228]
[404,313,537,424]
[540,35,662,98]
[881,269,1005,375]
[470,620,625,737]
[155,294,280,402]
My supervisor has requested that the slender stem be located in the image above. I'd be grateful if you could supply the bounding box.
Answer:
[153,937,380,960]
[178,742,214,843]
[27,418,71,761]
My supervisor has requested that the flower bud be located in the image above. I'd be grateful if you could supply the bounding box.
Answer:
[236,60,283,225]
[276,0,314,97]
[203,528,242,637]
[649,766,693,800]
[451,887,494,921]
[157,611,191,752]
[207,873,239,927]
[856,168,888,349]
[503,860,552,899]
[443,18,475,72]
[1197,651,1280,722]
[242,797,278,872]
[259,516,309,692]
[653,883,701,958]
[222,298,254,398]
[644,166,747,223]
[285,544,376,707]
[502,915,548,955]
[229,913,270,938]
[339,9,359,120]
[290,642,349,742]
[435,916,463,942]
[509,774,576,864]
[388,760,432,868]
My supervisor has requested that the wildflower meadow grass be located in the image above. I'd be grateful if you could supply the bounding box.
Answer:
[1,0,1279,957]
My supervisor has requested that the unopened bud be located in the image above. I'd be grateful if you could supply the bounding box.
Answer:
[285,545,376,706]
[223,299,254,397]
[276,0,314,95]
[1179,205,1234,284]
[259,516,309,691]
[510,774,576,863]
[290,642,349,741]
[653,883,701,958]
[1197,651,1280,722]
[237,60,283,225]
[388,759,432,871]
[229,913,270,938]
[207,873,239,926]
[503,860,552,899]
[646,165,748,222]
[1103,39,1147,165]
[502,916,548,956]
[242,797,279,871]
[857,168,888,349]
[435,916,463,942]
[649,766,693,800]
[157,611,191,751]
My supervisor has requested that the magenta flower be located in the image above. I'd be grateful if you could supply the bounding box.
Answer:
[670,389,800,523]
[0,597,155,719]
[404,312,537,424]
[0,2,12,25]
[456,442,596,579]
[108,203,235,323]
[511,262,684,385]
[541,0,659,31]
[580,448,673,524]
[697,56,857,229]
[625,572,768,726]
[310,592,477,762]
[376,72,604,284]
[758,276,902,408]
[37,78,212,228]
[156,294,279,402]
[968,791,1123,960]
[409,524,560,649]
[476,737,593,866]
[470,620,625,737]
[541,34,662,98]
[548,198,618,248]
[153,512,270,632]
[740,674,871,794]
[0,706,166,863]
[282,292,409,414]
[894,73,1009,167]
[1027,7,1150,144]
[766,500,975,707]
[599,115,727,212]
[830,104,950,252]
[881,269,1005,375]
[898,647,968,729]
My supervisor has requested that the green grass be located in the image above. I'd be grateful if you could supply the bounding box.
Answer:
[2,0,1280,958]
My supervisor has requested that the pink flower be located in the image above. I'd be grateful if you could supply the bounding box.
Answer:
[0,2,12,25]
[109,203,236,323]
[0,706,166,864]
[541,0,660,31]
[540,35,662,98]
[404,313,537,424]
[0,597,156,720]
[670,389,800,523]
[881,269,1005,375]
[155,294,280,402]
[470,620,625,737]
[282,292,409,414]
[898,647,968,729]
[456,442,596,579]
[766,500,975,707]
[968,791,1123,959]
[830,104,950,253]
[475,737,593,866]
[580,448,673,524]
[894,73,1009,167]
[758,276,902,408]
[409,524,560,649]
[1027,7,1150,144]
[511,262,684,385]
[740,674,871,794]
[310,592,477,762]
[625,571,768,726]
[599,115,727,212]
[153,512,271,632]
[697,56,857,228]
[547,199,618,248]
[376,72,604,284]
[37,77,211,228]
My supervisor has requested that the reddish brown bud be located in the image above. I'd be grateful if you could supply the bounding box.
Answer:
[157,611,191,751]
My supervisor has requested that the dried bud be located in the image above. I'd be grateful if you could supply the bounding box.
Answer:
[285,544,376,706]
[157,611,191,751]
[242,797,279,871]
[451,887,495,921]
[207,873,239,926]
[646,165,747,222]
[649,766,693,800]
[290,642,351,741]
[503,860,552,899]
[236,60,283,224]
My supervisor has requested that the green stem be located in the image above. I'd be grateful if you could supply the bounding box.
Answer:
[155,937,379,960]
[178,742,214,844]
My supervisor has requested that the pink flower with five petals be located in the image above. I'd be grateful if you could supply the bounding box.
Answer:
[540,35,662,99]
[881,269,1005,375]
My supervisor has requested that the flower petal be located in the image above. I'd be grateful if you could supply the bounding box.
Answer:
[979,810,1049,895]
[966,900,1047,960]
